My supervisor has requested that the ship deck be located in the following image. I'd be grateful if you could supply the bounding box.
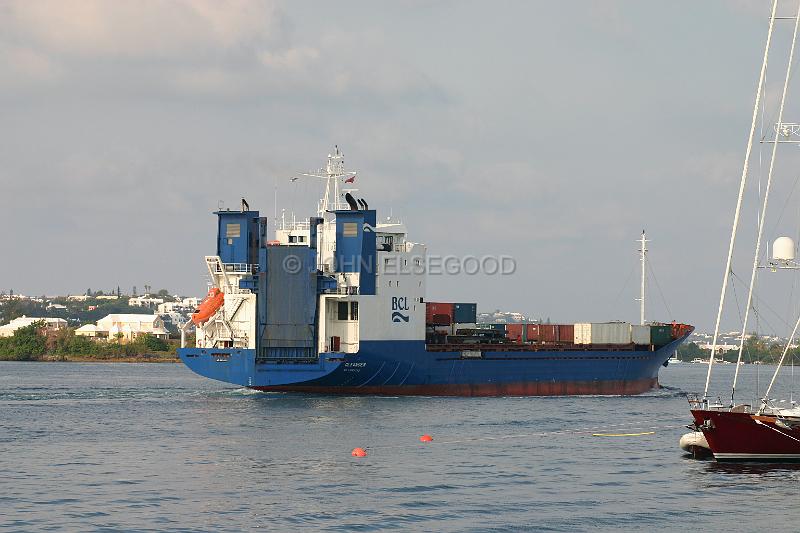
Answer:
[424,343,654,352]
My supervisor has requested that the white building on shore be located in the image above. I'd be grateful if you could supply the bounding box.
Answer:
[156,297,200,315]
[128,296,165,309]
[698,342,739,352]
[0,316,68,337]
[76,314,169,342]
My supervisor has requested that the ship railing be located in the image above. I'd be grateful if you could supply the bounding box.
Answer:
[278,220,311,231]
[323,286,360,296]
[214,263,258,274]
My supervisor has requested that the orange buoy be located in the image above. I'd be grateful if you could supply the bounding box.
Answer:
[420,434,433,442]
[191,288,225,326]
[351,447,367,457]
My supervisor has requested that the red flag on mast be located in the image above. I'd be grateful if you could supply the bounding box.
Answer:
[345,175,355,183]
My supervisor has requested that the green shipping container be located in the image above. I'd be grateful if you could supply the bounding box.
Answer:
[650,325,672,346]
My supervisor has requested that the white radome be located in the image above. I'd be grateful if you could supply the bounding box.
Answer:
[772,236,795,262]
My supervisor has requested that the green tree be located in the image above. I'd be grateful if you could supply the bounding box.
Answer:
[137,333,168,352]
[8,321,47,360]
[677,341,707,361]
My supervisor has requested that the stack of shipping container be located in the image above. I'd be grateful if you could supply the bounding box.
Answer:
[425,302,479,342]
[505,324,575,344]
[425,303,680,348]
[506,322,677,347]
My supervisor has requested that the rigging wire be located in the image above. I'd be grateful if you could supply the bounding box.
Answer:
[735,3,800,399]
[729,271,753,364]
[731,269,791,332]
[749,304,780,339]
[757,35,800,143]
[757,2,800,409]
[611,262,636,316]
[765,171,800,238]
[646,260,673,321]
[762,170,800,327]
[793,191,800,326]
[704,0,779,399]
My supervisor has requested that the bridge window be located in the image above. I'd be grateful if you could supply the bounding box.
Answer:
[225,223,241,238]
[337,301,349,320]
[351,302,359,320]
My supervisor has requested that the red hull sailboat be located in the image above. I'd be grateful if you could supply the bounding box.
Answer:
[690,407,800,461]
[684,0,800,462]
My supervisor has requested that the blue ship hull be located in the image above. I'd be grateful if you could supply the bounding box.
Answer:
[178,334,689,396]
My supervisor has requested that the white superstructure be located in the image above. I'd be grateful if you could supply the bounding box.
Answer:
[182,147,428,358]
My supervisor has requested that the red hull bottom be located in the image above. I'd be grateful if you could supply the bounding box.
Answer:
[252,377,659,396]
[691,409,800,461]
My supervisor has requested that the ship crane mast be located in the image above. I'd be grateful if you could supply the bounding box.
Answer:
[637,230,649,325]
[299,145,357,218]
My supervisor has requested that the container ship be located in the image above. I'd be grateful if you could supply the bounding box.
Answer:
[178,148,693,395]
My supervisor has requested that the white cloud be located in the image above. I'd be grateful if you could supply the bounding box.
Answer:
[0,0,444,105]
[0,45,62,85]
[168,66,245,94]
[260,46,319,71]
[682,151,742,186]
[2,0,284,58]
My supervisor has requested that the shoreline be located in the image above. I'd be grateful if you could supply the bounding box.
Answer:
[1,355,180,363]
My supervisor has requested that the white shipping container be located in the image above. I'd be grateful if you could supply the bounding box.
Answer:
[631,324,651,345]
[590,322,631,345]
[574,323,592,344]
[453,323,477,335]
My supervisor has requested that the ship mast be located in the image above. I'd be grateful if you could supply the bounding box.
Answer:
[321,146,345,216]
[307,145,356,218]
[638,230,648,325]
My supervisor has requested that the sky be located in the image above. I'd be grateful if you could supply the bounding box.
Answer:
[2,0,798,332]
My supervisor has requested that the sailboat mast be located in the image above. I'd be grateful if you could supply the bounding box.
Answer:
[704,0,778,400]
[733,3,800,406]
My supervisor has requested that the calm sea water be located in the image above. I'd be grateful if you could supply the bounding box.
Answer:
[2,361,800,532]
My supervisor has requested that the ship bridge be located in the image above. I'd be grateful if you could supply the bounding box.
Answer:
[182,148,427,363]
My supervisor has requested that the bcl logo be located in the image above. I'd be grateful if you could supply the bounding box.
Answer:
[391,296,410,323]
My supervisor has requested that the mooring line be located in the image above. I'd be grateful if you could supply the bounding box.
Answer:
[363,420,689,451]
[592,431,656,437]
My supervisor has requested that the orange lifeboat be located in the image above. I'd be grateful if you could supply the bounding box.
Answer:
[192,288,224,325]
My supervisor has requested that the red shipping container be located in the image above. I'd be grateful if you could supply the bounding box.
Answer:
[431,314,451,326]
[539,325,558,343]
[556,324,574,343]
[526,324,541,342]
[506,323,524,343]
[426,302,454,324]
